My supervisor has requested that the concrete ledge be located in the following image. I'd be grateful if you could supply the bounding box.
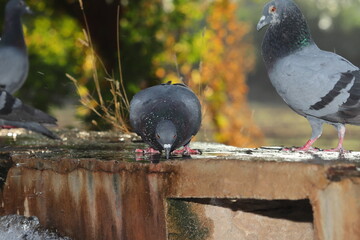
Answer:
[0,131,359,240]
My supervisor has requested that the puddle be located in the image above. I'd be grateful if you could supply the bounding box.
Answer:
[0,130,142,163]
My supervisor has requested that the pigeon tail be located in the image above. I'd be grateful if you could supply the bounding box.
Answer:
[2,120,60,139]
[21,104,58,124]
[0,90,58,124]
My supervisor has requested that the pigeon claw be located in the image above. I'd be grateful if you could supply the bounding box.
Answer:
[184,148,202,156]
[172,146,202,156]
[282,146,319,152]
[1,125,16,129]
[282,138,319,152]
[135,148,162,161]
[323,147,348,153]
[135,148,161,154]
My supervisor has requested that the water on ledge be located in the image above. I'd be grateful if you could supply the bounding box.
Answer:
[0,129,359,165]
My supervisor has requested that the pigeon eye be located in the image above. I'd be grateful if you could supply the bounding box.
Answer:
[269,6,277,13]
[173,135,177,139]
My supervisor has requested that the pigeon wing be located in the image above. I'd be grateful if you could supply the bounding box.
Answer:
[322,70,360,125]
[129,88,162,134]
[269,45,359,118]
[173,85,202,135]
[0,91,57,124]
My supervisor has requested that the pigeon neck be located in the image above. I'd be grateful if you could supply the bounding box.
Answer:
[1,13,26,49]
[262,9,313,69]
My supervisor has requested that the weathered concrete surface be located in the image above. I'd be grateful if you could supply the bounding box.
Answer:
[167,198,314,240]
[313,178,360,240]
[203,202,313,240]
[0,130,358,240]
[3,166,171,240]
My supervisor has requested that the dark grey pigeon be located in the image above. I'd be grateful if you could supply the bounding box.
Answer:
[130,82,202,159]
[0,0,32,94]
[257,0,360,152]
[0,90,59,139]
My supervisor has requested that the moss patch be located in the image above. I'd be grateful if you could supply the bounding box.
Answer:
[167,199,210,240]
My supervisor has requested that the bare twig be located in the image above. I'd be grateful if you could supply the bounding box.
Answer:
[67,1,130,133]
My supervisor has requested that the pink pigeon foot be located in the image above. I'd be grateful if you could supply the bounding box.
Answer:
[172,146,202,156]
[135,148,161,154]
[1,125,16,129]
[135,148,161,161]
[323,147,347,153]
[282,138,318,152]
[323,136,347,153]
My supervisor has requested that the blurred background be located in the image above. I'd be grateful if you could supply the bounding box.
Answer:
[2,0,360,149]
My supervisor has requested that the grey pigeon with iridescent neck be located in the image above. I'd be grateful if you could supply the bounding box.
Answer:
[0,90,59,139]
[257,0,360,152]
[130,82,202,159]
[0,0,32,94]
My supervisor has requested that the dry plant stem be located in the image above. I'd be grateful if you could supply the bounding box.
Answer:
[82,15,104,107]
[78,0,83,10]
[117,6,130,109]
[66,1,130,133]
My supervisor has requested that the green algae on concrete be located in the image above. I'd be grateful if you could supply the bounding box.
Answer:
[167,199,210,240]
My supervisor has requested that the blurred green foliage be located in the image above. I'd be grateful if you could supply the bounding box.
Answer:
[119,0,165,94]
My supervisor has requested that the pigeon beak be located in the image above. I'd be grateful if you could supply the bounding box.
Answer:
[257,15,268,31]
[163,144,172,159]
[25,6,33,14]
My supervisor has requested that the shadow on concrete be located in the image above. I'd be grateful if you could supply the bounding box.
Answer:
[179,198,313,223]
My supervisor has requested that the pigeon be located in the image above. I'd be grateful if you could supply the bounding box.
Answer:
[0,90,59,139]
[130,82,202,159]
[257,0,360,152]
[0,0,32,94]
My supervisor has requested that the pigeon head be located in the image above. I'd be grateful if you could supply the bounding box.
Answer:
[2,0,32,48]
[6,0,32,17]
[155,120,177,159]
[257,0,313,68]
[257,0,300,31]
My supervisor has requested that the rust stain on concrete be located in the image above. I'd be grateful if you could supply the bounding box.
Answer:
[2,163,175,240]
[0,132,359,240]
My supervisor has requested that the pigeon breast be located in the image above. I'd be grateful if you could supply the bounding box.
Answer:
[0,47,28,93]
